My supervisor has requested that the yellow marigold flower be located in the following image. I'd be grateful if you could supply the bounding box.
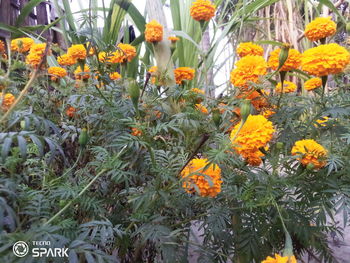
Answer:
[11,38,34,53]
[74,65,90,80]
[109,72,121,80]
[291,139,327,169]
[230,56,267,88]
[195,103,208,114]
[268,48,301,72]
[67,44,87,60]
[305,17,337,42]
[191,88,205,95]
[174,67,195,84]
[190,0,216,22]
[66,106,77,118]
[237,42,264,57]
[131,127,142,136]
[304,77,322,91]
[262,254,297,263]
[57,54,76,66]
[275,81,297,93]
[1,93,15,110]
[168,36,180,43]
[48,66,67,81]
[230,115,275,166]
[26,43,49,67]
[114,43,137,63]
[181,158,222,197]
[0,40,5,53]
[145,20,163,43]
[314,116,329,127]
[301,44,350,77]
[262,109,275,118]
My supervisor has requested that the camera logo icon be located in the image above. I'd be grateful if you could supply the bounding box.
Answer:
[13,241,29,257]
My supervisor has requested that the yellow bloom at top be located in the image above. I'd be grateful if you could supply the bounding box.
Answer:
[48,66,67,81]
[1,93,15,110]
[304,78,322,91]
[181,158,222,197]
[230,114,275,166]
[301,44,350,77]
[262,253,297,263]
[291,139,327,169]
[268,48,301,72]
[190,0,216,22]
[305,17,336,42]
[230,56,267,88]
[145,20,163,43]
[115,43,137,63]
[236,42,264,57]
[11,37,34,53]
[109,72,121,80]
[168,36,180,43]
[67,44,87,60]
[275,81,297,93]
[74,65,90,80]
[174,67,195,84]
[26,43,49,67]
[57,54,76,66]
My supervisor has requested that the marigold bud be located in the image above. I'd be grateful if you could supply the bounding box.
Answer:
[240,99,251,123]
[278,44,291,71]
[79,128,88,148]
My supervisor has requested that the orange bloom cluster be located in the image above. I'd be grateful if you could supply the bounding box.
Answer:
[1,93,15,110]
[262,254,297,263]
[195,103,208,114]
[26,43,49,67]
[131,127,142,136]
[66,106,77,118]
[181,158,222,197]
[275,81,297,93]
[230,115,275,166]
[230,56,267,88]
[304,78,322,91]
[174,67,195,84]
[48,67,67,81]
[57,54,76,66]
[145,20,163,43]
[191,88,205,95]
[236,42,264,57]
[74,65,91,80]
[168,36,180,43]
[109,72,121,80]
[305,17,337,42]
[301,44,350,77]
[291,139,327,169]
[0,40,5,53]
[268,48,301,72]
[11,38,34,53]
[115,43,137,63]
[190,0,216,22]
[237,90,269,112]
[148,66,158,84]
[67,44,87,61]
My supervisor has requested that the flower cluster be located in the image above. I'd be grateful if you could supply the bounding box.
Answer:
[195,103,208,114]
[291,139,327,169]
[145,20,163,43]
[131,127,142,137]
[66,106,76,118]
[11,37,34,53]
[304,77,322,91]
[174,67,195,84]
[301,43,350,77]
[268,48,301,72]
[275,81,297,93]
[262,254,297,263]
[1,93,15,110]
[26,43,49,67]
[236,42,264,57]
[230,115,275,166]
[74,65,91,80]
[57,54,76,66]
[109,72,121,80]
[190,0,216,22]
[0,40,5,53]
[181,158,222,197]
[67,44,87,61]
[230,56,267,88]
[168,36,180,43]
[304,17,336,42]
[115,43,137,63]
[48,67,67,81]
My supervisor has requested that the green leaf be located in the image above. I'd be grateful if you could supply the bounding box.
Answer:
[17,135,27,160]
[1,137,12,161]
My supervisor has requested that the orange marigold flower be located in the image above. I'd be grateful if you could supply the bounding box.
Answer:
[181,158,222,197]
[190,0,216,22]
[237,91,269,111]
[305,17,337,42]
[145,20,163,43]
[236,42,264,57]
[168,36,180,43]
[148,66,158,84]
[275,81,297,93]
[304,77,322,91]
[114,43,137,63]
[174,67,195,84]
[262,253,297,263]
[74,65,90,80]
[57,54,76,66]
[11,38,34,53]
[262,109,275,118]
[26,43,49,67]
[191,88,205,95]
[66,106,77,118]
[48,67,67,81]
[195,103,208,114]
[1,93,15,110]
[230,56,267,88]
[291,139,327,169]
[131,127,142,136]
[0,40,5,53]
[230,115,275,166]
[301,44,350,76]
[67,44,87,60]
[109,72,121,80]
[268,48,301,72]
